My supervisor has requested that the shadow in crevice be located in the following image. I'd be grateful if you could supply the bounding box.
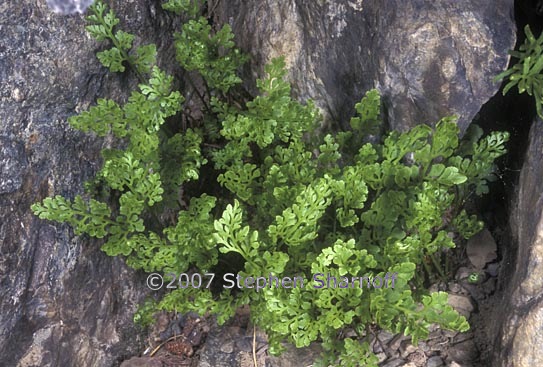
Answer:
[469,0,541,365]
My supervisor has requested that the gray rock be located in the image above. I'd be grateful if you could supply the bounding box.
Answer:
[447,294,475,318]
[447,339,478,364]
[426,356,444,367]
[0,1,176,366]
[0,136,27,194]
[46,0,94,14]
[197,327,243,367]
[119,357,162,367]
[198,325,320,367]
[211,0,515,133]
[466,228,497,270]
[266,343,322,367]
[400,341,417,358]
[381,358,407,367]
[494,118,543,366]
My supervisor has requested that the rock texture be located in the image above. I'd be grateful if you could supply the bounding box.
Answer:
[211,0,516,133]
[0,0,522,366]
[0,1,176,366]
[495,117,543,366]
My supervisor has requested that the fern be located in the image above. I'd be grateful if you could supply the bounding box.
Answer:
[495,24,543,118]
[32,2,510,366]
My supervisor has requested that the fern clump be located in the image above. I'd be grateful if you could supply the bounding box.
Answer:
[32,1,509,366]
[495,24,543,118]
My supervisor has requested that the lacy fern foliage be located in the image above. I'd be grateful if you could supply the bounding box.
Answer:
[32,2,509,366]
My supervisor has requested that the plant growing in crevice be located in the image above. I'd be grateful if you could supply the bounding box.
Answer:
[495,24,543,119]
[32,1,509,365]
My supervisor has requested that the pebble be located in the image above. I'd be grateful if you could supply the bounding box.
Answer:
[426,356,444,367]
[220,340,234,354]
[448,339,478,363]
[381,358,406,367]
[120,357,162,367]
[455,267,472,281]
[375,352,388,363]
[447,294,475,318]
[378,330,396,344]
[448,282,462,293]
[11,88,25,102]
[400,342,417,358]
[389,334,409,351]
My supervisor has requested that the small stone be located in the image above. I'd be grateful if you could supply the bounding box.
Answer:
[442,329,459,339]
[449,362,462,367]
[120,357,162,367]
[406,349,427,366]
[466,228,497,269]
[399,341,417,358]
[400,363,417,367]
[375,352,388,363]
[448,282,462,293]
[428,282,447,292]
[485,262,500,277]
[447,294,475,318]
[453,332,473,344]
[448,339,478,363]
[426,356,444,367]
[11,88,25,102]
[455,267,472,281]
[381,358,406,367]
[389,334,409,351]
[416,341,429,352]
[220,340,235,353]
[377,330,395,344]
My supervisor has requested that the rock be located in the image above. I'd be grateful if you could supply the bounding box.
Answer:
[120,357,163,367]
[400,341,417,358]
[377,330,396,345]
[265,343,322,367]
[494,118,543,365]
[46,0,94,14]
[455,267,473,282]
[381,358,407,367]
[389,334,410,351]
[466,228,497,270]
[448,282,462,294]
[220,340,235,354]
[485,262,500,277]
[447,294,475,318]
[197,327,241,367]
[406,349,427,366]
[0,137,27,194]
[0,1,520,366]
[375,352,388,363]
[0,1,176,366]
[211,0,515,133]
[426,356,444,367]
[448,339,478,364]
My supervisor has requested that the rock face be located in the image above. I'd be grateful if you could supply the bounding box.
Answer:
[0,1,175,366]
[494,117,543,366]
[211,0,516,133]
[0,0,520,366]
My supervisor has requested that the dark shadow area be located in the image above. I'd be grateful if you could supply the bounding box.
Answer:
[466,0,542,364]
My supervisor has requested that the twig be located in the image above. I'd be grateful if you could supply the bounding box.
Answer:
[252,324,258,367]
